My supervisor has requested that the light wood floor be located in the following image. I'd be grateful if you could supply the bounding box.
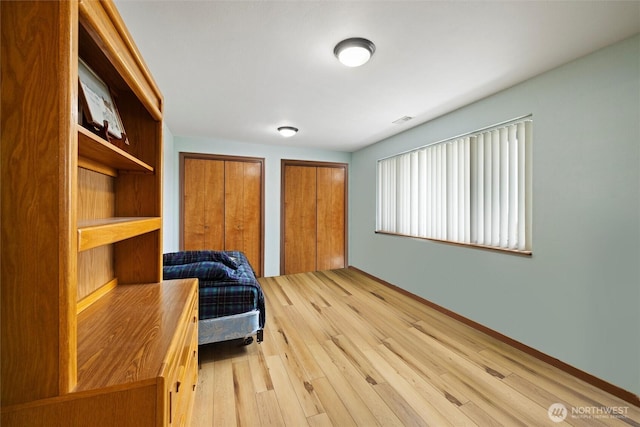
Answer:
[192,269,640,426]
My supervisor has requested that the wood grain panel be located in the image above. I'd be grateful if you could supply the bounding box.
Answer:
[76,279,197,391]
[1,383,159,427]
[181,154,264,275]
[1,278,198,427]
[224,161,244,252]
[2,0,182,422]
[183,158,206,249]
[78,217,161,251]
[282,161,347,275]
[203,159,225,250]
[115,173,159,217]
[77,277,118,313]
[77,168,115,299]
[115,230,161,285]
[183,158,225,251]
[1,0,77,404]
[113,91,161,171]
[316,167,346,270]
[111,101,163,285]
[225,161,263,276]
[242,161,263,276]
[77,125,153,173]
[283,165,317,274]
[77,168,115,220]
[111,91,162,254]
[77,246,115,301]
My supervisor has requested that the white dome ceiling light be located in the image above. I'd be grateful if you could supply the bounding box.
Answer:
[277,126,299,137]
[334,38,376,67]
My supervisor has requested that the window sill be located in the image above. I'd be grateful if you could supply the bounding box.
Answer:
[375,231,532,257]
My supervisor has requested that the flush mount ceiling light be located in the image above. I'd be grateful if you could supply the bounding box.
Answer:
[334,37,376,67]
[277,126,298,137]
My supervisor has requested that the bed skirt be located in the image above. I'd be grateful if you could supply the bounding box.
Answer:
[198,309,263,345]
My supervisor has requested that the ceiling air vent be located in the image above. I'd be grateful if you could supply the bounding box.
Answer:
[392,116,413,124]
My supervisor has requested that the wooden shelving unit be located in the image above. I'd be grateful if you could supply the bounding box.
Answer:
[78,217,161,251]
[1,1,198,425]
[78,125,154,174]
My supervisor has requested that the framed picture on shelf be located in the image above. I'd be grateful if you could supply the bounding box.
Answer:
[78,58,128,145]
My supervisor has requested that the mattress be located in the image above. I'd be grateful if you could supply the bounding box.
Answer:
[198,280,261,321]
[163,250,265,328]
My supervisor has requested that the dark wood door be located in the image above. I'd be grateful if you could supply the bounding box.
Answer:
[181,154,264,276]
[281,160,347,275]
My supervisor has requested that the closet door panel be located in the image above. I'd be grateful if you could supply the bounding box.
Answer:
[242,161,263,276]
[181,154,264,276]
[203,160,225,250]
[183,158,225,250]
[224,161,262,276]
[283,165,317,275]
[183,158,206,250]
[317,166,346,270]
[224,160,243,251]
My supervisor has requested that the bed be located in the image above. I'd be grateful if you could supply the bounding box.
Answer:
[163,250,265,345]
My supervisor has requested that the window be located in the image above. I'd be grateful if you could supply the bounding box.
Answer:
[376,117,532,253]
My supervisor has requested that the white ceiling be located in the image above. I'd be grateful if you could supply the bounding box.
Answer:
[115,1,640,152]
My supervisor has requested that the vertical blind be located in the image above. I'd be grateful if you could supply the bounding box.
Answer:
[376,117,532,252]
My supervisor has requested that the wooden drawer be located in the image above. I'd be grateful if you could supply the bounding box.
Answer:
[167,290,198,426]
[3,280,198,426]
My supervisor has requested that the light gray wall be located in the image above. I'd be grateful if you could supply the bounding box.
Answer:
[162,123,180,253]
[349,35,640,395]
[163,135,351,276]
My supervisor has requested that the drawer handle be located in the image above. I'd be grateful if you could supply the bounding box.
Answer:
[193,315,197,323]
[176,364,185,392]
[169,391,173,423]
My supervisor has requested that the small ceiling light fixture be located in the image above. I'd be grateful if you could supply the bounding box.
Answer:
[334,37,376,67]
[277,126,298,137]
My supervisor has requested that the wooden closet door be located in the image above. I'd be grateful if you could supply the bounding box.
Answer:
[283,165,317,274]
[182,158,205,249]
[317,166,346,270]
[225,161,262,276]
[282,161,347,275]
[181,154,264,276]
[183,158,224,250]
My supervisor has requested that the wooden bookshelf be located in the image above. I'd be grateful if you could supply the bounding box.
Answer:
[78,217,161,251]
[78,125,154,174]
[1,1,198,425]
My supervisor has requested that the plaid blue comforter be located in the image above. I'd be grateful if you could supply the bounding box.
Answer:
[163,251,265,328]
